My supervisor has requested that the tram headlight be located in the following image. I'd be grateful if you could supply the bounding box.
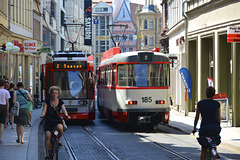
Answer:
[156,100,165,104]
[78,100,88,105]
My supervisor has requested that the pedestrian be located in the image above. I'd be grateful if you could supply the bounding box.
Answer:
[192,87,221,160]
[40,86,70,160]
[13,82,33,144]
[4,81,9,90]
[26,87,34,127]
[6,83,15,129]
[4,81,10,128]
[0,79,10,144]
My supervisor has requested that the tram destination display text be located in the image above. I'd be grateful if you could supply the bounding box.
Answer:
[53,61,87,69]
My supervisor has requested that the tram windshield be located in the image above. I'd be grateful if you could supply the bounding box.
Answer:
[117,63,169,87]
[53,71,87,99]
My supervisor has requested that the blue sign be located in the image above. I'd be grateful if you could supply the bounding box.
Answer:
[94,19,99,24]
[84,0,92,46]
[179,67,192,101]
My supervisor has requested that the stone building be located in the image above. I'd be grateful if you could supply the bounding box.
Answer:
[162,0,240,126]
[92,0,113,70]
[136,0,161,51]
[0,0,41,95]
[186,0,240,126]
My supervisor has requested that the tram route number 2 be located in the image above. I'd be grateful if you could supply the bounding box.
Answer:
[141,97,152,103]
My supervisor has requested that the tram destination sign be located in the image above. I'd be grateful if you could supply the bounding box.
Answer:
[53,61,87,69]
[227,26,240,43]
[138,52,153,63]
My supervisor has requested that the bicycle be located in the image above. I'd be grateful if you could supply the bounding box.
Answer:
[195,129,221,160]
[45,117,61,160]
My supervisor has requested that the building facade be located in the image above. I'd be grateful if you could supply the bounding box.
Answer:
[136,1,161,51]
[186,0,240,126]
[0,0,41,95]
[92,1,113,71]
[112,0,138,52]
[163,0,186,114]
[163,0,240,126]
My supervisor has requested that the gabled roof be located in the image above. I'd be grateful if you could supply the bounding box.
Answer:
[92,0,113,7]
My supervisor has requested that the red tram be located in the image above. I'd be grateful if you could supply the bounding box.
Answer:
[43,52,95,120]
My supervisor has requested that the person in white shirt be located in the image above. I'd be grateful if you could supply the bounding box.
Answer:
[0,79,10,144]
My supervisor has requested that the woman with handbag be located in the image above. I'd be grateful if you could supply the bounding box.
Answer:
[40,86,70,160]
[13,82,32,144]
[0,79,10,144]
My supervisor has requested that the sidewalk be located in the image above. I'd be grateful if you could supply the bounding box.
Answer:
[169,109,240,151]
[0,108,42,160]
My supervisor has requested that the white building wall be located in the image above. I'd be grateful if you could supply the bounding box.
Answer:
[167,0,186,111]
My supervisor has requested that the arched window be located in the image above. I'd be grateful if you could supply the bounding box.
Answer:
[150,19,154,29]
[144,19,147,29]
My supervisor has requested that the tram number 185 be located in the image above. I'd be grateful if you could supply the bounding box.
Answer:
[141,97,152,103]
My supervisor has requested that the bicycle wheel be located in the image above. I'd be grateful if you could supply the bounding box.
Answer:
[53,137,59,160]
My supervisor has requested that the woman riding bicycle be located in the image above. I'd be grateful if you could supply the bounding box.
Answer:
[192,87,221,160]
[40,86,71,160]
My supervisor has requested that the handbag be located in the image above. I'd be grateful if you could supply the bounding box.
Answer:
[50,100,67,132]
[11,101,19,116]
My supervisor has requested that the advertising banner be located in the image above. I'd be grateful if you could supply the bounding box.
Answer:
[84,0,92,46]
[24,40,37,53]
[227,26,240,43]
[179,67,192,101]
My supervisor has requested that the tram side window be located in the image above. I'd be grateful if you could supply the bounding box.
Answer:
[104,67,107,85]
[107,66,112,86]
[117,65,128,86]
[112,65,116,86]
[128,64,136,86]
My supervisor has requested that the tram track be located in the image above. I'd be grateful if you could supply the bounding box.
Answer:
[62,134,78,160]
[83,126,121,160]
[137,134,192,160]
[64,124,193,160]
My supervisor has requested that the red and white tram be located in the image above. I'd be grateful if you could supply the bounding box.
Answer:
[43,52,95,120]
[97,47,170,126]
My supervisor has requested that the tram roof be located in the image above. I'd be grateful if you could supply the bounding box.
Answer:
[99,51,169,67]
[52,51,88,61]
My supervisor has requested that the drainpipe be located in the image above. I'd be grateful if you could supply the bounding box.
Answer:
[182,0,188,116]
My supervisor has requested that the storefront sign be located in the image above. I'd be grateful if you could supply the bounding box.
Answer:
[84,0,92,46]
[227,26,240,43]
[24,40,37,52]
[13,40,24,52]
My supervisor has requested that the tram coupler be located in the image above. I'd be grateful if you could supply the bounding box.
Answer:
[137,116,151,124]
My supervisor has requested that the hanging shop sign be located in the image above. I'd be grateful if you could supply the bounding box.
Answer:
[227,26,240,43]
[84,0,92,46]
[24,40,37,53]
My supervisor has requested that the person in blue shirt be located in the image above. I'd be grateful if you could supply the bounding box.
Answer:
[13,82,32,144]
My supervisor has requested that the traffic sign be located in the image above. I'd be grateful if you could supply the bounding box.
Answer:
[227,26,240,43]
[94,19,99,24]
